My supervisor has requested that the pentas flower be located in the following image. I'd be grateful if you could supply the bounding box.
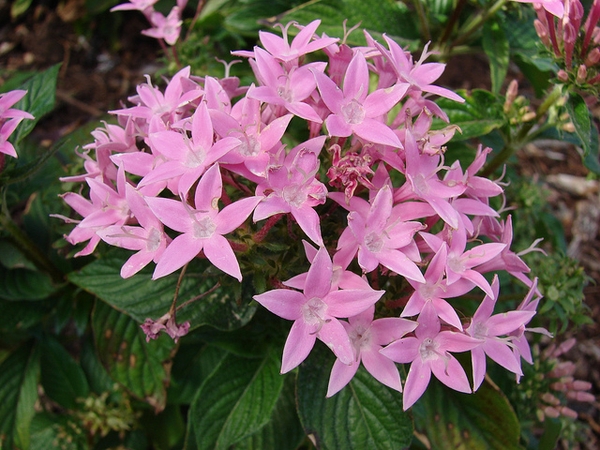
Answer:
[140,102,240,194]
[0,90,34,158]
[145,164,261,280]
[142,6,183,45]
[253,246,384,373]
[332,185,425,282]
[394,128,466,229]
[380,302,481,410]
[326,305,417,397]
[513,0,565,18]
[403,244,474,331]
[249,47,325,122]
[97,184,169,278]
[466,276,537,391]
[233,20,338,66]
[313,51,407,147]
[421,228,505,299]
[254,137,328,246]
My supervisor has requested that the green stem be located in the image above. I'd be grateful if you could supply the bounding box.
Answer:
[0,210,63,283]
[481,85,564,176]
[413,0,432,42]
[450,0,507,49]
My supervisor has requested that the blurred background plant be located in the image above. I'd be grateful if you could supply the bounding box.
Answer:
[0,0,598,448]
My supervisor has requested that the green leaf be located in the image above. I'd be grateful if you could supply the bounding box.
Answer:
[168,344,228,405]
[0,265,56,301]
[0,239,36,270]
[566,92,600,174]
[69,255,257,331]
[29,413,87,450]
[12,64,60,145]
[296,343,413,450]
[0,298,53,337]
[10,0,33,18]
[187,348,285,450]
[482,19,509,95]
[278,0,420,47]
[234,375,305,450]
[92,300,175,412]
[39,335,90,410]
[436,89,506,140]
[412,378,523,450]
[0,343,40,450]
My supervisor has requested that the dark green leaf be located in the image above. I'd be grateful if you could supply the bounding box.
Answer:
[436,89,506,140]
[80,335,114,395]
[233,375,305,450]
[412,378,523,450]
[0,298,53,337]
[168,344,228,405]
[187,348,284,450]
[12,64,60,145]
[92,300,175,412]
[566,92,600,174]
[69,255,257,331]
[0,265,56,301]
[29,413,87,450]
[40,335,90,410]
[277,0,420,48]
[482,19,509,95]
[11,0,33,18]
[297,343,413,450]
[142,404,186,450]
[0,344,40,450]
[0,239,36,270]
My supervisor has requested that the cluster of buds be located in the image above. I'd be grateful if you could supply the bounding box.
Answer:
[0,90,34,161]
[531,0,600,89]
[111,0,187,46]
[536,338,596,421]
[58,20,546,409]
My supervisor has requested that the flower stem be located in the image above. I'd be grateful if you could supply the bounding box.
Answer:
[450,0,508,49]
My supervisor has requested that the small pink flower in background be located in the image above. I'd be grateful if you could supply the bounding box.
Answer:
[142,6,183,45]
[0,90,34,158]
[253,247,384,373]
[141,311,190,343]
[380,302,481,410]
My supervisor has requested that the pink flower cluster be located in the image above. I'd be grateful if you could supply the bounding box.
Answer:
[111,0,187,45]
[59,20,544,409]
[0,90,34,159]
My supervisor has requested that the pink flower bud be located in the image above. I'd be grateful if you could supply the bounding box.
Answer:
[585,48,600,66]
[577,64,588,83]
[544,406,561,419]
[541,392,561,405]
[572,380,593,390]
[534,19,551,46]
[558,69,570,82]
[567,391,596,402]
[557,406,578,419]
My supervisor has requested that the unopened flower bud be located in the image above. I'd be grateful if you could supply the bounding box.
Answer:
[585,48,600,66]
[544,406,560,419]
[557,406,578,419]
[557,70,570,82]
[571,380,592,390]
[567,391,596,402]
[504,80,519,113]
[541,392,561,405]
[577,64,588,83]
[522,112,537,122]
[534,20,551,47]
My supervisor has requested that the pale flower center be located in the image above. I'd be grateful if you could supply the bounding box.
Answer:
[238,134,260,157]
[341,99,366,125]
[447,256,464,273]
[146,228,162,252]
[193,215,216,239]
[470,321,488,340]
[419,337,440,361]
[349,325,372,351]
[185,145,206,168]
[302,297,327,327]
[277,84,294,103]
[419,283,437,301]
[364,231,384,253]
[282,185,307,208]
